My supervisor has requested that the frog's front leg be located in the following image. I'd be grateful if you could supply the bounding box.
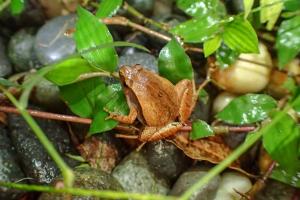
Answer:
[175,80,197,123]
[105,105,138,124]
[139,122,183,142]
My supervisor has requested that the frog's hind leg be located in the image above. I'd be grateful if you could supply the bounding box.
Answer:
[139,122,183,142]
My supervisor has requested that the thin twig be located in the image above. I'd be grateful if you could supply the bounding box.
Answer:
[101,16,204,54]
[0,105,256,133]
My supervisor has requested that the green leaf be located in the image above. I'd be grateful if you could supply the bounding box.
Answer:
[271,166,300,188]
[60,78,105,118]
[10,0,25,15]
[260,0,283,30]
[170,16,220,43]
[96,0,122,18]
[176,0,220,18]
[158,38,194,83]
[263,112,300,174]
[215,43,239,69]
[276,16,300,68]
[75,7,118,72]
[45,57,96,86]
[198,89,209,104]
[284,0,300,11]
[216,94,277,125]
[0,78,20,87]
[223,17,259,53]
[89,84,129,134]
[190,120,214,140]
[282,77,297,94]
[203,35,222,57]
[291,87,300,115]
[244,0,254,19]
[79,41,150,55]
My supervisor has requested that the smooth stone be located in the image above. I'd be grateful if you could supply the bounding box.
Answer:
[0,37,12,77]
[112,151,170,194]
[214,172,252,200]
[144,140,192,181]
[0,126,26,200]
[119,52,158,73]
[33,77,64,110]
[255,180,296,200]
[8,106,78,184]
[170,167,221,200]
[34,14,76,65]
[39,167,123,200]
[8,28,40,72]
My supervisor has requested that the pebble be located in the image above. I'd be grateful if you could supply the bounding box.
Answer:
[39,167,123,200]
[119,52,158,72]
[170,167,221,200]
[34,14,76,65]
[8,28,40,72]
[112,151,170,194]
[144,140,192,181]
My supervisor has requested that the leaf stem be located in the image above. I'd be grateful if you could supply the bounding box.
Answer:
[179,96,300,200]
[123,2,169,31]
[0,87,74,188]
[0,182,177,200]
[0,0,10,13]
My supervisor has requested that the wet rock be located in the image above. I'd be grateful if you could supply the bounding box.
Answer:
[112,151,170,194]
[8,28,40,72]
[119,52,158,72]
[0,37,12,77]
[170,167,220,200]
[126,0,154,16]
[144,140,192,181]
[8,107,78,184]
[39,167,123,200]
[78,133,127,173]
[33,77,64,110]
[255,180,296,200]
[34,14,76,65]
[0,126,26,200]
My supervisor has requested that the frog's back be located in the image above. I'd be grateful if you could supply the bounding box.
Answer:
[130,68,179,126]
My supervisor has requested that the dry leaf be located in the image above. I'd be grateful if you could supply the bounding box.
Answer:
[78,136,119,173]
[168,132,254,176]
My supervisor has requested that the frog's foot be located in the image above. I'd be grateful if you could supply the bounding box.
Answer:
[104,106,138,124]
[139,122,183,142]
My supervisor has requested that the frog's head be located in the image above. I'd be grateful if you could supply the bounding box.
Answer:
[119,65,143,86]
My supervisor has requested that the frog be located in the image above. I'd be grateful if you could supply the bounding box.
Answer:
[106,64,197,142]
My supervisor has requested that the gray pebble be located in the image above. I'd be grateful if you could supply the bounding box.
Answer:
[39,167,123,200]
[119,52,158,73]
[8,28,40,72]
[144,140,192,181]
[0,37,12,77]
[34,14,76,65]
[112,151,170,194]
[170,167,220,200]
[255,180,296,200]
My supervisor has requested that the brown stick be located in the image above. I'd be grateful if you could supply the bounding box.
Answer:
[0,105,256,133]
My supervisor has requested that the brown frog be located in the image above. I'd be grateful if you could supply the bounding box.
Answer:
[106,64,197,142]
